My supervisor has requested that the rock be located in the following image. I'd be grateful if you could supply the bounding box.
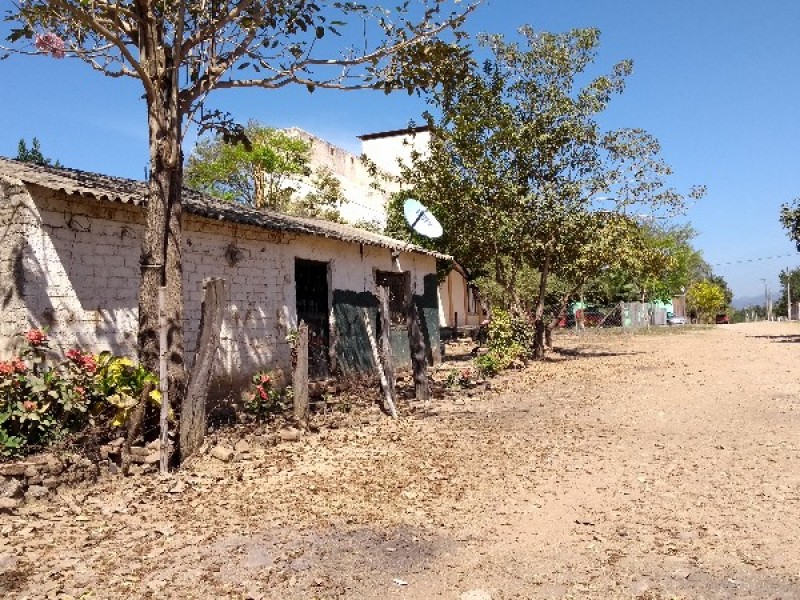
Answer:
[0,463,27,477]
[234,440,251,454]
[107,461,120,475]
[45,458,64,476]
[130,446,150,457]
[144,452,161,465]
[25,485,49,500]
[24,465,39,478]
[0,497,22,513]
[109,436,125,448]
[460,590,492,600]
[42,477,61,490]
[262,434,278,447]
[147,439,161,450]
[168,480,186,494]
[210,445,234,462]
[280,428,303,442]
[0,477,24,499]
[27,475,42,486]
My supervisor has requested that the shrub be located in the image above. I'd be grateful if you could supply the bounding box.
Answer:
[244,371,289,420]
[445,367,475,388]
[473,309,534,377]
[0,329,159,457]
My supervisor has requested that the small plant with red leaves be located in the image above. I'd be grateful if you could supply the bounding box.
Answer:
[244,371,287,420]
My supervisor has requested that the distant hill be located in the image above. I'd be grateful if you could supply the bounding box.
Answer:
[732,295,766,310]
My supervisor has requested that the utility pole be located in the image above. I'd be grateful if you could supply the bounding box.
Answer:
[787,268,792,321]
[761,278,768,321]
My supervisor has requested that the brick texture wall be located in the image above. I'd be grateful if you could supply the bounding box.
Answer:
[1,182,438,399]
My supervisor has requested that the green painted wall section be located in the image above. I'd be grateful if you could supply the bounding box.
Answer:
[331,275,440,376]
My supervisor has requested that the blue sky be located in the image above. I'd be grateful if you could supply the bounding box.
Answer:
[1,0,799,301]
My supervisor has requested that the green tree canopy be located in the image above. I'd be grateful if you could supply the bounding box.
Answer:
[15,137,62,167]
[686,280,726,321]
[185,123,347,221]
[397,26,702,355]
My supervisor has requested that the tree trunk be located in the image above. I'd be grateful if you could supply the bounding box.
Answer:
[377,286,398,411]
[532,253,551,359]
[404,274,430,403]
[137,18,186,453]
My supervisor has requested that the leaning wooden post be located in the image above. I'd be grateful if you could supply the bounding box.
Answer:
[158,287,170,473]
[293,321,310,427]
[404,273,430,403]
[377,287,398,409]
[362,308,398,419]
[179,278,228,464]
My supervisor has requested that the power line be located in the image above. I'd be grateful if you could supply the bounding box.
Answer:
[712,253,797,266]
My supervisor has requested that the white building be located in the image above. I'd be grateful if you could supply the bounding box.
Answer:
[0,158,444,398]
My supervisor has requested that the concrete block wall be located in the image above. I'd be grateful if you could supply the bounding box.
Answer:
[1,184,439,397]
[0,176,35,356]
[1,185,141,359]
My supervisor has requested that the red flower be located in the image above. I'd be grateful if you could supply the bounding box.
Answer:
[25,329,47,347]
[260,374,271,384]
[66,349,97,373]
[22,400,37,412]
[12,358,27,373]
[0,362,12,375]
[259,387,268,400]
[80,354,97,373]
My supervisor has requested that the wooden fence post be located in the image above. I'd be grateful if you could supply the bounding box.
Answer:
[293,321,310,427]
[362,308,398,418]
[377,287,398,410]
[179,278,228,464]
[404,273,430,403]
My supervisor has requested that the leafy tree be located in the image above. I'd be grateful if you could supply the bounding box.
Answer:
[6,0,478,462]
[15,137,62,167]
[186,124,311,210]
[686,280,726,322]
[186,123,347,220]
[400,27,700,356]
[775,267,800,318]
[780,200,800,250]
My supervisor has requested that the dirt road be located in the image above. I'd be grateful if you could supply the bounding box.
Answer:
[2,322,800,599]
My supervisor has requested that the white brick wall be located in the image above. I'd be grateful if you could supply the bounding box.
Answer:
[1,183,437,396]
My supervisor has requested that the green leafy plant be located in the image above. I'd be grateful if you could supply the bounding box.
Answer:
[244,372,287,420]
[0,330,160,456]
[93,352,161,427]
[472,309,532,377]
[445,367,475,388]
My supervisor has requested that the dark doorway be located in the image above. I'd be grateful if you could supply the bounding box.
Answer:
[295,258,330,378]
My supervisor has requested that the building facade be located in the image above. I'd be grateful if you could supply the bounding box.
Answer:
[0,158,443,399]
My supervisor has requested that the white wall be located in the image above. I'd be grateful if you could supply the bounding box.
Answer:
[360,129,430,180]
[1,182,437,395]
[440,268,482,329]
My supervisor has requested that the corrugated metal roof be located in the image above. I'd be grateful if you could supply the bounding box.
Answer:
[0,157,449,260]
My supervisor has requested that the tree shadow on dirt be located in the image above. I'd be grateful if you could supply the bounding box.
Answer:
[550,347,642,358]
[747,334,800,343]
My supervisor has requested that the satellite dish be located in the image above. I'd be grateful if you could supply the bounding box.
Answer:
[403,198,443,239]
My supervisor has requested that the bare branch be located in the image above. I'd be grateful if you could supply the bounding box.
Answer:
[47,0,156,100]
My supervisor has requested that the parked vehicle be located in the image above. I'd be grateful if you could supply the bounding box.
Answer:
[715,313,730,324]
[667,312,688,326]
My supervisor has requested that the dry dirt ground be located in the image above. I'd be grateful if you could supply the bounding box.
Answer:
[2,322,800,600]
